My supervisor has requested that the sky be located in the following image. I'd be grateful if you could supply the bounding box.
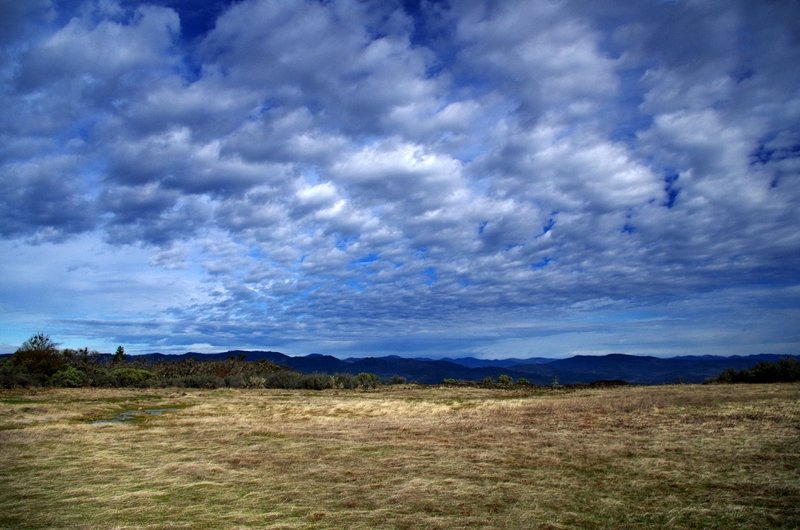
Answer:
[1,0,799,358]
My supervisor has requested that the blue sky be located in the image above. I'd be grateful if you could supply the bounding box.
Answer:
[1,0,799,358]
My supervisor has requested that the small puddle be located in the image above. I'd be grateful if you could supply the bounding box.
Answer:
[90,407,177,425]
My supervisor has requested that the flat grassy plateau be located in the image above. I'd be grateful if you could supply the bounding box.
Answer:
[1,384,798,529]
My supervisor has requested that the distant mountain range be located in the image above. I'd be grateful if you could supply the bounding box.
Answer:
[127,351,799,385]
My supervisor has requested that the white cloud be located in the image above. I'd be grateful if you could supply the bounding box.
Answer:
[0,0,798,356]
[332,140,465,210]
[16,2,180,96]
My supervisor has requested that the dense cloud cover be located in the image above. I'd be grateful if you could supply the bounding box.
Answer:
[1,0,799,357]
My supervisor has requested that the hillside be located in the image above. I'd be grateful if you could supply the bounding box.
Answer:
[127,351,799,385]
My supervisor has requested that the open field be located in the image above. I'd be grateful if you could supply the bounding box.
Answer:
[1,384,798,529]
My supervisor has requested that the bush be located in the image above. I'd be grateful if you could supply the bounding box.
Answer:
[300,373,334,390]
[51,367,89,387]
[87,370,117,387]
[356,372,379,389]
[587,379,628,388]
[245,376,267,389]
[112,367,154,387]
[0,359,33,388]
[264,370,303,389]
[180,374,226,388]
[224,375,246,388]
[333,373,357,389]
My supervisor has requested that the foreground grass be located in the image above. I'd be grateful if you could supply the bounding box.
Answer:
[0,384,798,529]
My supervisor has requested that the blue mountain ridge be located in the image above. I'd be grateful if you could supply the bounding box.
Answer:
[127,351,799,385]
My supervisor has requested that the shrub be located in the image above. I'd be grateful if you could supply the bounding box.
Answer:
[516,377,530,386]
[224,375,246,388]
[264,370,303,389]
[300,373,334,390]
[587,380,628,388]
[0,359,33,388]
[245,376,267,389]
[151,377,186,388]
[112,367,154,387]
[356,372,379,389]
[251,360,283,376]
[333,373,357,389]
[442,378,458,386]
[180,374,225,388]
[50,367,89,387]
[87,370,117,387]
[497,374,513,386]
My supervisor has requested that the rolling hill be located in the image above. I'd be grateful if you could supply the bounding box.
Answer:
[127,351,799,385]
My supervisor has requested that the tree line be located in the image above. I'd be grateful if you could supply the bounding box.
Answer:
[4,333,798,389]
[0,333,386,390]
[708,357,800,384]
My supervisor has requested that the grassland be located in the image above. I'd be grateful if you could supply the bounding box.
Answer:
[1,384,798,529]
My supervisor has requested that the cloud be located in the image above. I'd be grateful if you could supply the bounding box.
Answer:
[197,0,443,135]
[0,0,798,356]
[0,155,97,241]
[453,1,619,121]
[14,3,180,98]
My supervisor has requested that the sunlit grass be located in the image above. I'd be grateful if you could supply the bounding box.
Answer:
[1,384,798,529]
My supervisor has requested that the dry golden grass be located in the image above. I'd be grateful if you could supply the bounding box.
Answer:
[1,384,798,529]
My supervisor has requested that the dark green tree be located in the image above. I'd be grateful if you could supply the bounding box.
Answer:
[113,345,126,364]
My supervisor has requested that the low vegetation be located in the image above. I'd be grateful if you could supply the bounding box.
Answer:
[1,383,798,529]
